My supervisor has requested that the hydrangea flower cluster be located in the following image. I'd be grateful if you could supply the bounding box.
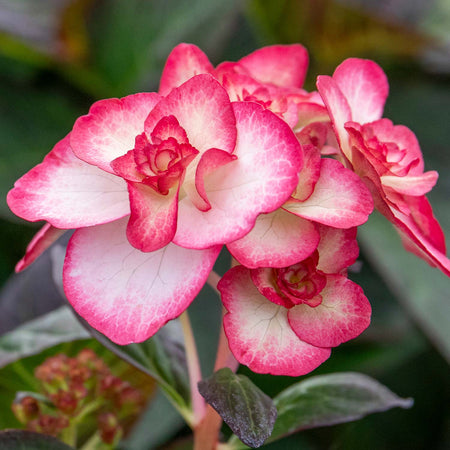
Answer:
[8,44,449,377]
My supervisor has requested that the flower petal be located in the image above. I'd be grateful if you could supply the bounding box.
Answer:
[288,274,371,347]
[238,44,309,88]
[7,135,130,228]
[332,58,388,124]
[316,225,359,274]
[63,217,221,344]
[71,93,161,173]
[15,223,66,272]
[227,209,319,268]
[219,266,331,376]
[126,182,179,252]
[145,74,236,159]
[159,43,214,96]
[174,102,302,248]
[284,158,373,228]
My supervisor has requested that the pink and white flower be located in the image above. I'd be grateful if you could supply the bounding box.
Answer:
[219,226,371,376]
[7,73,303,344]
[317,58,450,276]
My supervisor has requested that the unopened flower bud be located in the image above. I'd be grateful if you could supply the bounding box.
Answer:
[12,396,40,423]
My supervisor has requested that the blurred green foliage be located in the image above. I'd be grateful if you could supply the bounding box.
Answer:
[0,0,449,449]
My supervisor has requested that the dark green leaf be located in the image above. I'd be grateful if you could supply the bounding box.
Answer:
[0,307,89,368]
[198,368,277,448]
[267,372,412,445]
[0,430,74,449]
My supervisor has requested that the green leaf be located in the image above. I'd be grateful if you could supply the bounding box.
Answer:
[0,307,89,368]
[198,368,277,448]
[0,430,74,450]
[266,372,412,445]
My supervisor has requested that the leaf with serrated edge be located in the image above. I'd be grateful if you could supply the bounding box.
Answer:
[198,368,277,448]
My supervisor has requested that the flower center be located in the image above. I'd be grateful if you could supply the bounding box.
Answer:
[275,251,326,307]
[133,115,198,195]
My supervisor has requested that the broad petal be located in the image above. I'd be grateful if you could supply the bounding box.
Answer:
[238,44,309,88]
[288,274,371,347]
[16,223,66,272]
[333,58,389,124]
[159,43,214,96]
[316,225,359,273]
[145,74,236,159]
[71,93,161,173]
[7,136,130,228]
[227,209,319,268]
[284,158,373,228]
[316,75,352,159]
[219,266,331,376]
[126,182,178,252]
[63,218,220,344]
[174,102,302,248]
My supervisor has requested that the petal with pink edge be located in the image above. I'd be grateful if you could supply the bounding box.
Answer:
[71,93,161,173]
[316,75,352,158]
[174,102,302,248]
[316,225,359,273]
[7,136,130,228]
[159,43,214,96]
[288,274,371,348]
[126,182,178,252]
[63,218,221,344]
[284,158,373,228]
[333,58,389,124]
[16,223,66,272]
[145,75,236,160]
[227,209,319,268]
[218,266,331,376]
[238,44,309,89]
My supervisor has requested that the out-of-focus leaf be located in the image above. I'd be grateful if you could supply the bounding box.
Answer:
[236,372,411,449]
[87,0,242,97]
[358,213,450,363]
[0,430,74,450]
[199,368,277,448]
[0,306,89,368]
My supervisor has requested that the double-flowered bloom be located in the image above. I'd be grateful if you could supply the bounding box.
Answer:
[8,43,449,376]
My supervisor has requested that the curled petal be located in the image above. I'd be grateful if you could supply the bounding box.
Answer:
[285,158,374,228]
[7,135,130,228]
[288,274,371,348]
[159,43,214,96]
[219,266,331,376]
[71,93,162,173]
[16,223,66,272]
[381,172,438,196]
[63,218,221,344]
[227,209,319,268]
[174,102,302,248]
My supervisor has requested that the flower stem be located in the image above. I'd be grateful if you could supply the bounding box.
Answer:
[179,310,205,425]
